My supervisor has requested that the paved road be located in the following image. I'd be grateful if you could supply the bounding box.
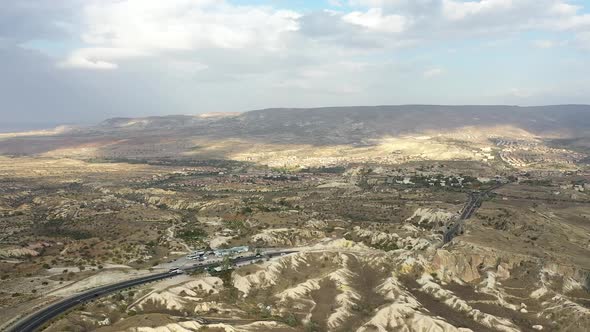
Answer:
[443,184,503,244]
[7,250,296,332]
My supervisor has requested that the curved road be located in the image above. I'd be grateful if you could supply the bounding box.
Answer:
[7,251,296,332]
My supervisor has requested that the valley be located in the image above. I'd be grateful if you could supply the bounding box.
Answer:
[1,106,590,331]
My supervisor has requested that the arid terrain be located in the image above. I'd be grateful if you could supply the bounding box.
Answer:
[1,106,590,332]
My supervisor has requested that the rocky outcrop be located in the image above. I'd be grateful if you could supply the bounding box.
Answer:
[430,244,530,283]
[539,295,590,331]
[417,275,521,332]
[0,247,39,258]
[250,228,325,246]
[352,227,434,251]
[136,277,223,312]
[406,208,455,228]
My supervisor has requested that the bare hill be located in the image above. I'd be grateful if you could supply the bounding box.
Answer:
[1,105,590,161]
[89,105,590,143]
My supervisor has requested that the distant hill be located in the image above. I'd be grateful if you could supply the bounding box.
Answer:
[2,105,590,157]
[234,105,590,142]
[89,105,590,143]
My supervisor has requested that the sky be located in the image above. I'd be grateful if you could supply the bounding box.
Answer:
[1,0,590,125]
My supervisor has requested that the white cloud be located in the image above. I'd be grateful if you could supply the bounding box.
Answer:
[549,2,580,16]
[442,0,513,21]
[423,67,445,78]
[63,0,301,69]
[59,0,590,72]
[547,13,590,30]
[59,47,149,70]
[342,8,409,33]
[3,0,590,123]
[348,0,393,6]
[351,0,590,35]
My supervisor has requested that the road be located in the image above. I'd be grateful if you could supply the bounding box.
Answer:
[7,250,296,332]
[443,184,503,244]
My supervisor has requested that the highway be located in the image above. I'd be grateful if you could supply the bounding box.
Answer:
[443,184,502,244]
[7,250,296,332]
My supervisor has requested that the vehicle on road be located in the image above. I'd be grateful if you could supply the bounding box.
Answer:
[8,250,297,332]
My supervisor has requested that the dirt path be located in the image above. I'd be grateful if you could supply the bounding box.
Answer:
[167,225,191,252]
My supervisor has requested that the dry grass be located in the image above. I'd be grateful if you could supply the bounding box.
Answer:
[0,156,164,180]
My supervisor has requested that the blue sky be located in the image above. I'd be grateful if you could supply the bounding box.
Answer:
[1,0,590,124]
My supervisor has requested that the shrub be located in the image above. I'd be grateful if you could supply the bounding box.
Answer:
[283,313,300,327]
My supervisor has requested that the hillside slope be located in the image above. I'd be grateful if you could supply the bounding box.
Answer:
[0,105,589,168]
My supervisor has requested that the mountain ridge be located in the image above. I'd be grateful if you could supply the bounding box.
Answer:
[90,104,590,141]
[2,104,590,159]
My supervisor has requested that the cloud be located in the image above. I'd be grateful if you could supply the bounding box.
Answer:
[298,10,402,50]
[59,47,149,69]
[62,0,301,69]
[342,8,409,33]
[0,0,82,43]
[351,0,590,37]
[423,67,445,78]
[441,0,513,21]
[56,0,590,72]
[0,46,117,123]
[2,0,590,126]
